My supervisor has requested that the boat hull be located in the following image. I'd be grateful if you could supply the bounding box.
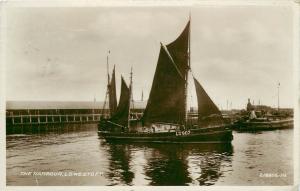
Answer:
[98,129,233,143]
[233,119,293,131]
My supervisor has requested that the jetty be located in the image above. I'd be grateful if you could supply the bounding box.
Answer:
[6,109,144,126]
[6,109,103,126]
[6,101,145,128]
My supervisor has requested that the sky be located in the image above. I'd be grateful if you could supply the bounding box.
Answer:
[5,5,294,109]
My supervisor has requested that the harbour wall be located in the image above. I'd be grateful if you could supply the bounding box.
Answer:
[6,109,144,126]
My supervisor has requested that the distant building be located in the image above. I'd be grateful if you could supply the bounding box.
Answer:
[246,98,253,111]
[246,98,272,112]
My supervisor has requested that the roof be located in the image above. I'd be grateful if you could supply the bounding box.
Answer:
[6,100,147,110]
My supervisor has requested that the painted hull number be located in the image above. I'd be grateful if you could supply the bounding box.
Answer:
[175,130,191,136]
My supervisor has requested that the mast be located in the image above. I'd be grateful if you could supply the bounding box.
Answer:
[107,50,110,86]
[93,94,96,114]
[226,100,229,110]
[184,14,191,125]
[277,82,280,111]
[128,67,133,129]
[101,50,111,118]
[109,65,117,115]
[106,50,111,117]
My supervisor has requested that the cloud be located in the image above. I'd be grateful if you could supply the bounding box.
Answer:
[5,6,294,108]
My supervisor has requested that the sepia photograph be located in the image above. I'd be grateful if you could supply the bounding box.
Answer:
[1,0,299,190]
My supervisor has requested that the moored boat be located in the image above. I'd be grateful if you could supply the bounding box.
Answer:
[98,17,233,143]
[233,117,293,131]
[233,99,294,131]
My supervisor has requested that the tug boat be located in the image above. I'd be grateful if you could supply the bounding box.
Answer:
[234,111,293,131]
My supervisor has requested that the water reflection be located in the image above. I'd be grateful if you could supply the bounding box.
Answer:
[105,144,135,185]
[192,144,233,185]
[100,138,233,186]
[6,125,293,186]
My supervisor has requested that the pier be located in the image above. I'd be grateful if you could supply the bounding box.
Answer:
[5,108,142,134]
[6,108,144,126]
[6,109,105,126]
[6,113,103,125]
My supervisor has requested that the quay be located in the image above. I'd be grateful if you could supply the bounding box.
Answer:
[7,113,103,125]
[6,109,104,126]
[6,109,144,126]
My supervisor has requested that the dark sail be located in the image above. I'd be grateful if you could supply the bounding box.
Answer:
[166,21,190,76]
[110,77,130,127]
[109,66,117,116]
[194,78,223,127]
[142,22,190,125]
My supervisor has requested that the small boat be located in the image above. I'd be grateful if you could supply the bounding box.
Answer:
[233,117,293,131]
[98,17,233,143]
[233,110,293,131]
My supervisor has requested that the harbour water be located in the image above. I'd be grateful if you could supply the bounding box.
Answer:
[6,124,293,186]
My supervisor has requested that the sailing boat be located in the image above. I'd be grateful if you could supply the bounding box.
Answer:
[101,76,131,131]
[98,58,118,127]
[98,18,233,143]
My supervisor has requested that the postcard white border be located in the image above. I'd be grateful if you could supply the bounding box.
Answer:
[0,0,299,191]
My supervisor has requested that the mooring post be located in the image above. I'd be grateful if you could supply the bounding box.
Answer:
[21,115,23,124]
[12,117,15,125]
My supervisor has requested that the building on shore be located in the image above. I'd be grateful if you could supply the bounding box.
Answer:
[245,98,293,117]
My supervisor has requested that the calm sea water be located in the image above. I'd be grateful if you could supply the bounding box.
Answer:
[6,124,293,186]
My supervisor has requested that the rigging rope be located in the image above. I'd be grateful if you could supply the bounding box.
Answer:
[160,42,185,81]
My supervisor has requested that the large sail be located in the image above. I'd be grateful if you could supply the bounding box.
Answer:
[109,66,117,116]
[194,78,223,127]
[166,21,190,75]
[143,22,190,125]
[110,77,130,126]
